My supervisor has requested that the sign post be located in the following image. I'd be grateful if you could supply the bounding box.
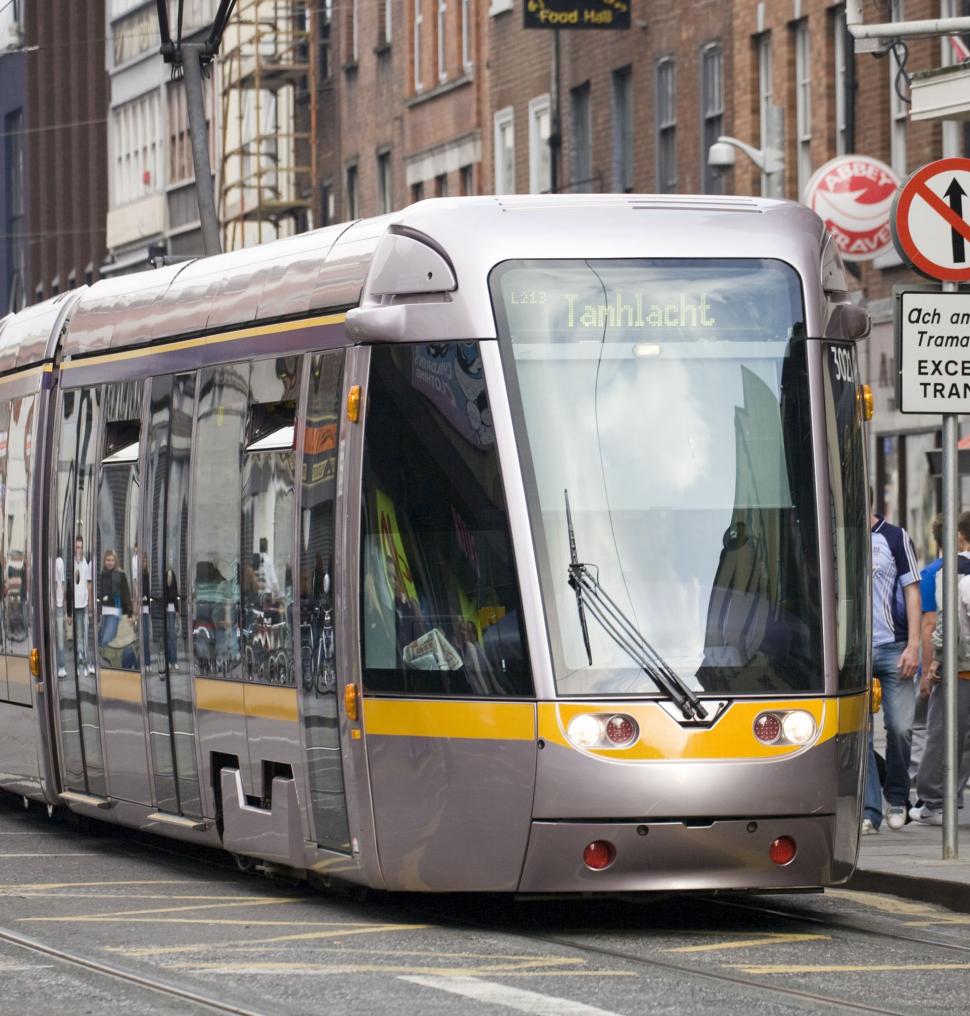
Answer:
[893,157,970,860]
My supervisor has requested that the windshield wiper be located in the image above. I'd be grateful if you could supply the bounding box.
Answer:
[564,489,708,722]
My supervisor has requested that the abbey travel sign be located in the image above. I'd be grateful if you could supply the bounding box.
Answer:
[524,0,630,29]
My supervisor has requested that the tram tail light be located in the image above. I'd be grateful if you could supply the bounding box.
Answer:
[583,840,616,870]
[769,836,797,865]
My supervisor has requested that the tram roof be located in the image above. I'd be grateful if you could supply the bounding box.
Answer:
[7,196,832,367]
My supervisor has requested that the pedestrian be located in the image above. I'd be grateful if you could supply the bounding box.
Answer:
[914,514,945,780]
[911,510,970,825]
[863,508,921,834]
[73,535,92,676]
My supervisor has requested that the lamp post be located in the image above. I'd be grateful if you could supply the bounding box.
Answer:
[707,105,785,199]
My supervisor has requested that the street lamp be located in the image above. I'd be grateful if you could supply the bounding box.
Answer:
[707,105,785,200]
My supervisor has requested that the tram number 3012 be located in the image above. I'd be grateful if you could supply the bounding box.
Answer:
[831,346,855,383]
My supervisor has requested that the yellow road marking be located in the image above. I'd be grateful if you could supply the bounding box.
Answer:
[732,962,970,975]
[108,924,431,957]
[904,916,970,927]
[18,918,378,926]
[20,898,304,921]
[0,880,203,891]
[666,933,829,953]
[825,889,942,917]
[169,961,630,977]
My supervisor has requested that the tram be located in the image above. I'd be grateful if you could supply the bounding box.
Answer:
[0,195,871,893]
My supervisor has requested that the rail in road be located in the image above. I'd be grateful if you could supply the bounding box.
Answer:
[1,794,967,1015]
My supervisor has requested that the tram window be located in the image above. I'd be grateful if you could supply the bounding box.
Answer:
[823,343,868,692]
[360,344,532,697]
[192,364,247,680]
[492,259,823,696]
[240,359,300,685]
[97,385,143,673]
[4,396,33,657]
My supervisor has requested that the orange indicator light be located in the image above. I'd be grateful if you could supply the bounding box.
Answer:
[347,385,362,422]
[29,648,40,678]
[344,683,359,721]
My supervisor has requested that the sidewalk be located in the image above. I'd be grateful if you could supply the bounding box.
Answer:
[847,812,970,913]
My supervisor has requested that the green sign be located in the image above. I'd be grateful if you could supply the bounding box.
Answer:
[524,0,631,30]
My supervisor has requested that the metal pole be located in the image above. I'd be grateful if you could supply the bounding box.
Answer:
[182,43,222,257]
[942,278,959,860]
[549,29,562,194]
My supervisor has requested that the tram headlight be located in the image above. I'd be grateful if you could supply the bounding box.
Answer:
[781,710,816,745]
[754,710,817,746]
[566,712,640,750]
[567,714,602,748]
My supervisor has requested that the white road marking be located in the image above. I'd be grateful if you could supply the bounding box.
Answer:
[0,853,100,858]
[401,975,626,1015]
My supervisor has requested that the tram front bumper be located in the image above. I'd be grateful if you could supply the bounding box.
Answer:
[517,815,839,893]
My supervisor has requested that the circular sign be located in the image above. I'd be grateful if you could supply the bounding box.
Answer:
[892,157,970,282]
[804,155,900,262]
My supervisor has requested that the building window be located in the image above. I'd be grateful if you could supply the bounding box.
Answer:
[529,94,552,194]
[611,66,633,193]
[460,164,474,195]
[346,163,358,218]
[437,0,447,82]
[4,108,26,312]
[494,107,515,194]
[656,58,676,193]
[890,0,907,175]
[571,83,592,192]
[111,91,162,207]
[379,0,391,46]
[701,44,723,194]
[794,18,812,199]
[414,0,424,91]
[412,181,425,202]
[317,0,332,81]
[348,0,359,64]
[321,182,334,225]
[757,33,773,196]
[833,6,850,155]
[461,0,472,70]
[377,151,392,213]
[435,173,448,196]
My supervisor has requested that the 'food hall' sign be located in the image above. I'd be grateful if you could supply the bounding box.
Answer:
[524,0,630,30]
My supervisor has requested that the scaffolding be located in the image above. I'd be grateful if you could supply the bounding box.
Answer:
[219,0,311,251]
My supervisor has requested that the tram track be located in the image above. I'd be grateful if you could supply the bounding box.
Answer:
[0,925,268,1016]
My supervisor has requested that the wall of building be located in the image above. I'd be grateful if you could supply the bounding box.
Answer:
[0,10,27,314]
[26,1,108,301]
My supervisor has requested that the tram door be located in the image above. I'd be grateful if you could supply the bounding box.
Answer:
[52,388,107,797]
[299,350,350,851]
[93,381,151,804]
[142,375,201,817]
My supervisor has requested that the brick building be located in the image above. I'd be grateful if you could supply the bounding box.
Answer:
[312,0,486,225]
[0,1,108,310]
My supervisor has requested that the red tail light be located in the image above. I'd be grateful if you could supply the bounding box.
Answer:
[582,840,616,870]
[769,836,797,865]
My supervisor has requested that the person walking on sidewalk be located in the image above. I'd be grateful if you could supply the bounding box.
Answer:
[911,510,970,825]
[915,515,945,780]
[864,511,921,834]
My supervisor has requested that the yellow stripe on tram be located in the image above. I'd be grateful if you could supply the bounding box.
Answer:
[195,678,298,723]
[362,699,537,741]
[99,668,143,705]
[60,313,347,371]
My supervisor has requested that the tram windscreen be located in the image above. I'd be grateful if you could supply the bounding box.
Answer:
[491,259,823,696]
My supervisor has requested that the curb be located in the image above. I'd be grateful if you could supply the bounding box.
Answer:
[846,867,970,914]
